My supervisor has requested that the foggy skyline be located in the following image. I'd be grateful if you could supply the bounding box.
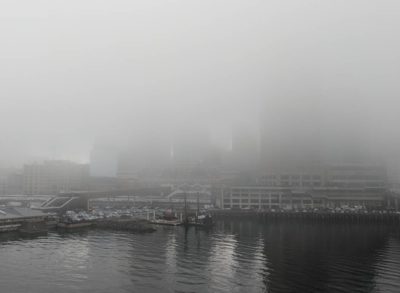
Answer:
[1,1,400,175]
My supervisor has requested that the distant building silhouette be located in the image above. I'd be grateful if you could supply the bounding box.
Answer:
[230,123,259,171]
[172,126,210,168]
[0,168,23,195]
[23,160,89,195]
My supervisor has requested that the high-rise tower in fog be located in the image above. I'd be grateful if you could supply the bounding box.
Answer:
[231,123,259,171]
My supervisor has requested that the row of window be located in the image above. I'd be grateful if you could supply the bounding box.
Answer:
[224,204,281,209]
[231,193,282,197]
[226,198,313,203]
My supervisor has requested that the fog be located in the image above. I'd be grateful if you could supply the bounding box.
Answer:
[1,1,400,178]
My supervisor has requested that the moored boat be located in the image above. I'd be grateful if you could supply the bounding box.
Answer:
[188,214,214,228]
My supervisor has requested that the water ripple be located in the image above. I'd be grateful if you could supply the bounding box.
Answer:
[0,222,399,293]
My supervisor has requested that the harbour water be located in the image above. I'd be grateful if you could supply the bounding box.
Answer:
[0,220,399,293]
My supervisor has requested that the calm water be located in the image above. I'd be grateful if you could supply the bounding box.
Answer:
[0,221,399,293]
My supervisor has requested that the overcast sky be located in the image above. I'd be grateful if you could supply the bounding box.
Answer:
[0,0,399,169]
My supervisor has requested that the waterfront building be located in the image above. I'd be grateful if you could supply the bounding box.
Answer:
[256,167,324,188]
[219,164,388,210]
[324,164,386,188]
[23,160,90,195]
[219,186,386,210]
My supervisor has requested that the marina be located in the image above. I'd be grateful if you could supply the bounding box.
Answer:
[2,0,400,291]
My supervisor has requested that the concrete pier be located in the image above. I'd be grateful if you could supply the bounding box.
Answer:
[211,210,400,225]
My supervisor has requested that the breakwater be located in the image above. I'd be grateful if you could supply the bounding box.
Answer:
[212,210,400,224]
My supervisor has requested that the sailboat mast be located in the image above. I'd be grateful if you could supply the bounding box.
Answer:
[184,192,188,225]
[196,192,200,222]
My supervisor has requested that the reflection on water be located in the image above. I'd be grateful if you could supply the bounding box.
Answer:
[0,221,399,293]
